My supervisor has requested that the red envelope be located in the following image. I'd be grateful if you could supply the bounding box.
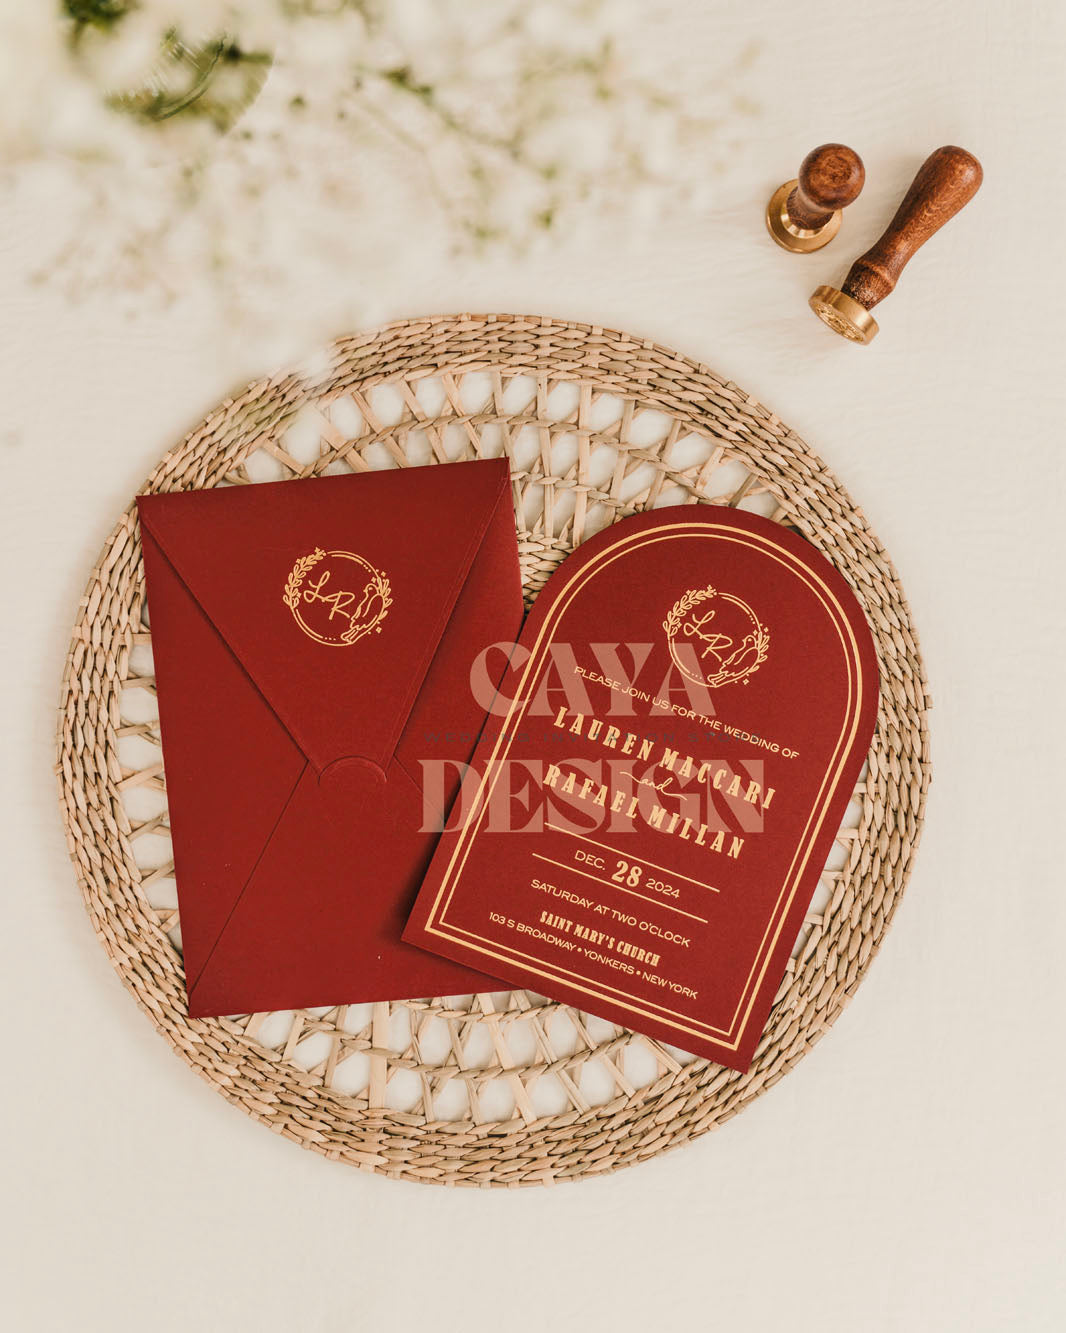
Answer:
[136,458,520,1017]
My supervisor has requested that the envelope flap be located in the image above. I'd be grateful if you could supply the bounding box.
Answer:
[136,459,512,779]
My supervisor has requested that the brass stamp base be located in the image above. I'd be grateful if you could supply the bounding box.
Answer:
[809,286,879,344]
[765,181,841,253]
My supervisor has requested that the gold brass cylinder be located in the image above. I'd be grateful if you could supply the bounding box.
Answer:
[766,181,842,253]
[808,286,879,344]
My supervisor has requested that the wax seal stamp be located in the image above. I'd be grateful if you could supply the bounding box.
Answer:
[810,144,982,343]
[766,143,865,253]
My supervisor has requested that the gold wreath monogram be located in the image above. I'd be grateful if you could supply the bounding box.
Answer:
[663,584,769,688]
[283,548,392,647]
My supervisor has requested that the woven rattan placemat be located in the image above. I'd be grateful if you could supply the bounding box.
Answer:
[56,314,930,1186]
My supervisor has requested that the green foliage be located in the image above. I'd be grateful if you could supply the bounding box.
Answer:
[106,31,272,130]
[63,0,131,34]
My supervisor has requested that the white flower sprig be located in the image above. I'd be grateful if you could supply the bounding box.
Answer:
[4,1,760,350]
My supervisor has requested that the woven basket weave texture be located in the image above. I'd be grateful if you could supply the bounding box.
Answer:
[56,314,930,1186]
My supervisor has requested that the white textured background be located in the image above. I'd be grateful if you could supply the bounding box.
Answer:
[2,2,1063,1330]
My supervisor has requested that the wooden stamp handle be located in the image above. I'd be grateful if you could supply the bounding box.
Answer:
[786,144,865,231]
[841,146,983,311]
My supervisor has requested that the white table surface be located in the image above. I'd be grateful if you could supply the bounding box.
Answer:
[3,3,1063,1330]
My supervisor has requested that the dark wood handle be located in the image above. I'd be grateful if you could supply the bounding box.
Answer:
[786,143,865,230]
[842,146,982,311]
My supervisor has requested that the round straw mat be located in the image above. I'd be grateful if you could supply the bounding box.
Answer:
[56,314,930,1186]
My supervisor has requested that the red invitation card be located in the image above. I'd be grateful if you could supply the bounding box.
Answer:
[404,506,879,1070]
[137,459,520,1017]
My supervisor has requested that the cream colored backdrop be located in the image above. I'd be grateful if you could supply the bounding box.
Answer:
[2,2,1062,1330]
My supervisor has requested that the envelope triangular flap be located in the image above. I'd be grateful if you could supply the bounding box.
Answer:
[136,458,511,779]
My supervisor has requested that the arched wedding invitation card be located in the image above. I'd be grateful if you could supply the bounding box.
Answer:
[405,506,879,1070]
